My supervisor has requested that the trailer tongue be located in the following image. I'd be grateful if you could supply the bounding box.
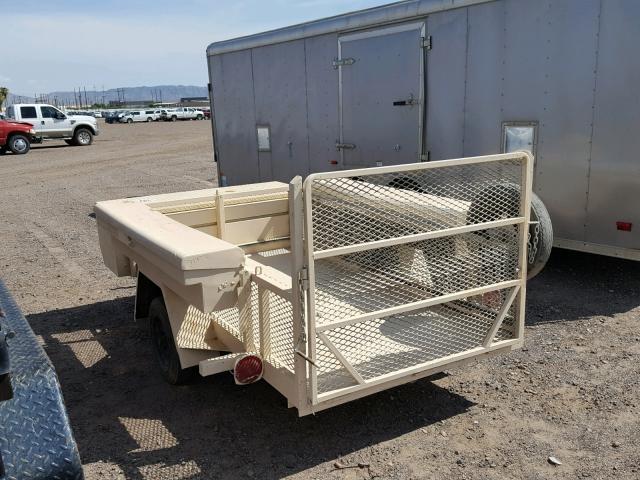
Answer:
[96,152,532,415]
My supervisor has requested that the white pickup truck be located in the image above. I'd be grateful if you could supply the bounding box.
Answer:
[5,104,99,146]
[160,107,205,122]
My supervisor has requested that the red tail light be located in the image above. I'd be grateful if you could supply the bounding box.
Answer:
[616,221,632,232]
[234,354,263,385]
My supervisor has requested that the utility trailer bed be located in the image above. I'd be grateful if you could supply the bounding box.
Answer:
[96,152,532,415]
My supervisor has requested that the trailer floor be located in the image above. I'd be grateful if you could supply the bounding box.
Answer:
[0,120,638,480]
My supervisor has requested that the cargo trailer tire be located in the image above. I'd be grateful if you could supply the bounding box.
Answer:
[467,183,552,279]
[148,297,196,385]
[527,192,553,279]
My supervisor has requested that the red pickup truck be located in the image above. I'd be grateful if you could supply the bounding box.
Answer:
[0,120,36,155]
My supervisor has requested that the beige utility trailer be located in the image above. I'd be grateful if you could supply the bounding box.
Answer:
[96,152,532,415]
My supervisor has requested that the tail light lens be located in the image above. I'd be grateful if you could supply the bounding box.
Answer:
[234,354,263,385]
[616,221,632,232]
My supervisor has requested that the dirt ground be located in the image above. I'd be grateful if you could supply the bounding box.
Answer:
[0,121,638,480]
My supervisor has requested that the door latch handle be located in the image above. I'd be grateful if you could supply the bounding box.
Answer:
[335,143,356,151]
[393,93,420,107]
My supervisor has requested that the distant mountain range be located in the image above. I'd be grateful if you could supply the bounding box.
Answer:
[8,85,208,106]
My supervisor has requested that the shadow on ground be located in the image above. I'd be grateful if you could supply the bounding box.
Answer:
[25,249,640,478]
[27,296,471,479]
[526,248,640,325]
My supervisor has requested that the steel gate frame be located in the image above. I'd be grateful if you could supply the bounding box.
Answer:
[301,152,533,407]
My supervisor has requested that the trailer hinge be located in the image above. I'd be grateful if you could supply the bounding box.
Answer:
[298,267,309,291]
[332,57,356,69]
[420,153,429,162]
[335,142,356,151]
[422,35,432,50]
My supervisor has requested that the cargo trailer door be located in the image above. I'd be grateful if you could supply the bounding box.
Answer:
[338,22,426,168]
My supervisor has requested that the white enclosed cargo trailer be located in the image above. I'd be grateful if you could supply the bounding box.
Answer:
[96,153,533,415]
[206,0,640,263]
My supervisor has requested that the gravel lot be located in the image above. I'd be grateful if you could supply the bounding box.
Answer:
[0,121,638,480]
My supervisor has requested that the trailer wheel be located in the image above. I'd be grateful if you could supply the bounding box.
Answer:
[148,297,196,385]
[467,183,553,279]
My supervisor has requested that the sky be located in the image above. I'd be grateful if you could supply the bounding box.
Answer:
[0,0,389,95]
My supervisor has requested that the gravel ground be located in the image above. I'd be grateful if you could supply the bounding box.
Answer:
[0,121,638,480]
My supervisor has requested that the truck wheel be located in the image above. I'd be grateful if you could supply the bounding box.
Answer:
[146,117,152,122]
[148,297,196,385]
[197,114,204,120]
[8,134,30,154]
[73,128,93,146]
[467,183,553,279]
[127,118,133,124]
[171,115,177,122]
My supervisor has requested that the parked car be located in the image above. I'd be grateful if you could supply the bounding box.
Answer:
[0,119,36,154]
[105,111,125,124]
[160,107,205,121]
[6,104,98,146]
[120,110,157,123]
[202,107,211,119]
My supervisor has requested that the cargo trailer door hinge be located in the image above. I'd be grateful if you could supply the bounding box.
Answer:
[420,153,429,162]
[332,57,356,69]
[421,35,432,50]
[335,142,356,151]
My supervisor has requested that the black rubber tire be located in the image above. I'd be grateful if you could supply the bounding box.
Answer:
[467,183,553,279]
[148,297,196,385]
[171,115,177,122]
[73,128,93,146]
[127,118,133,124]
[8,134,30,154]
[197,114,203,120]
[527,192,553,279]
[147,117,153,122]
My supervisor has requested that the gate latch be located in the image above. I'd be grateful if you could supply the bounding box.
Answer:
[335,142,356,151]
[332,57,356,69]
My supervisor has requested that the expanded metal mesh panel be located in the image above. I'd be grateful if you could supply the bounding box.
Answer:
[315,290,516,393]
[313,228,519,324]
[309,159,523,251]
[305,156,528,401]
[212,281,295,372]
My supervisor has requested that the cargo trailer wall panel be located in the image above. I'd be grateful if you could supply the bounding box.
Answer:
[210,51,259,185]
[514,0,600,242]
[304,34,340,174]
[425,9,467,160]
[463,1,504,157]
[251,39,310,182]
[588,0,640,249]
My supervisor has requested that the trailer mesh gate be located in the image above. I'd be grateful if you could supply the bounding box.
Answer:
[303,153,532,404]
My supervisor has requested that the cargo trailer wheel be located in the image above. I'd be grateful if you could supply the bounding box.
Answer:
[148,297,196,385]
[73,128,93,146]
[8,134,30,154]
[467,183,552,279]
